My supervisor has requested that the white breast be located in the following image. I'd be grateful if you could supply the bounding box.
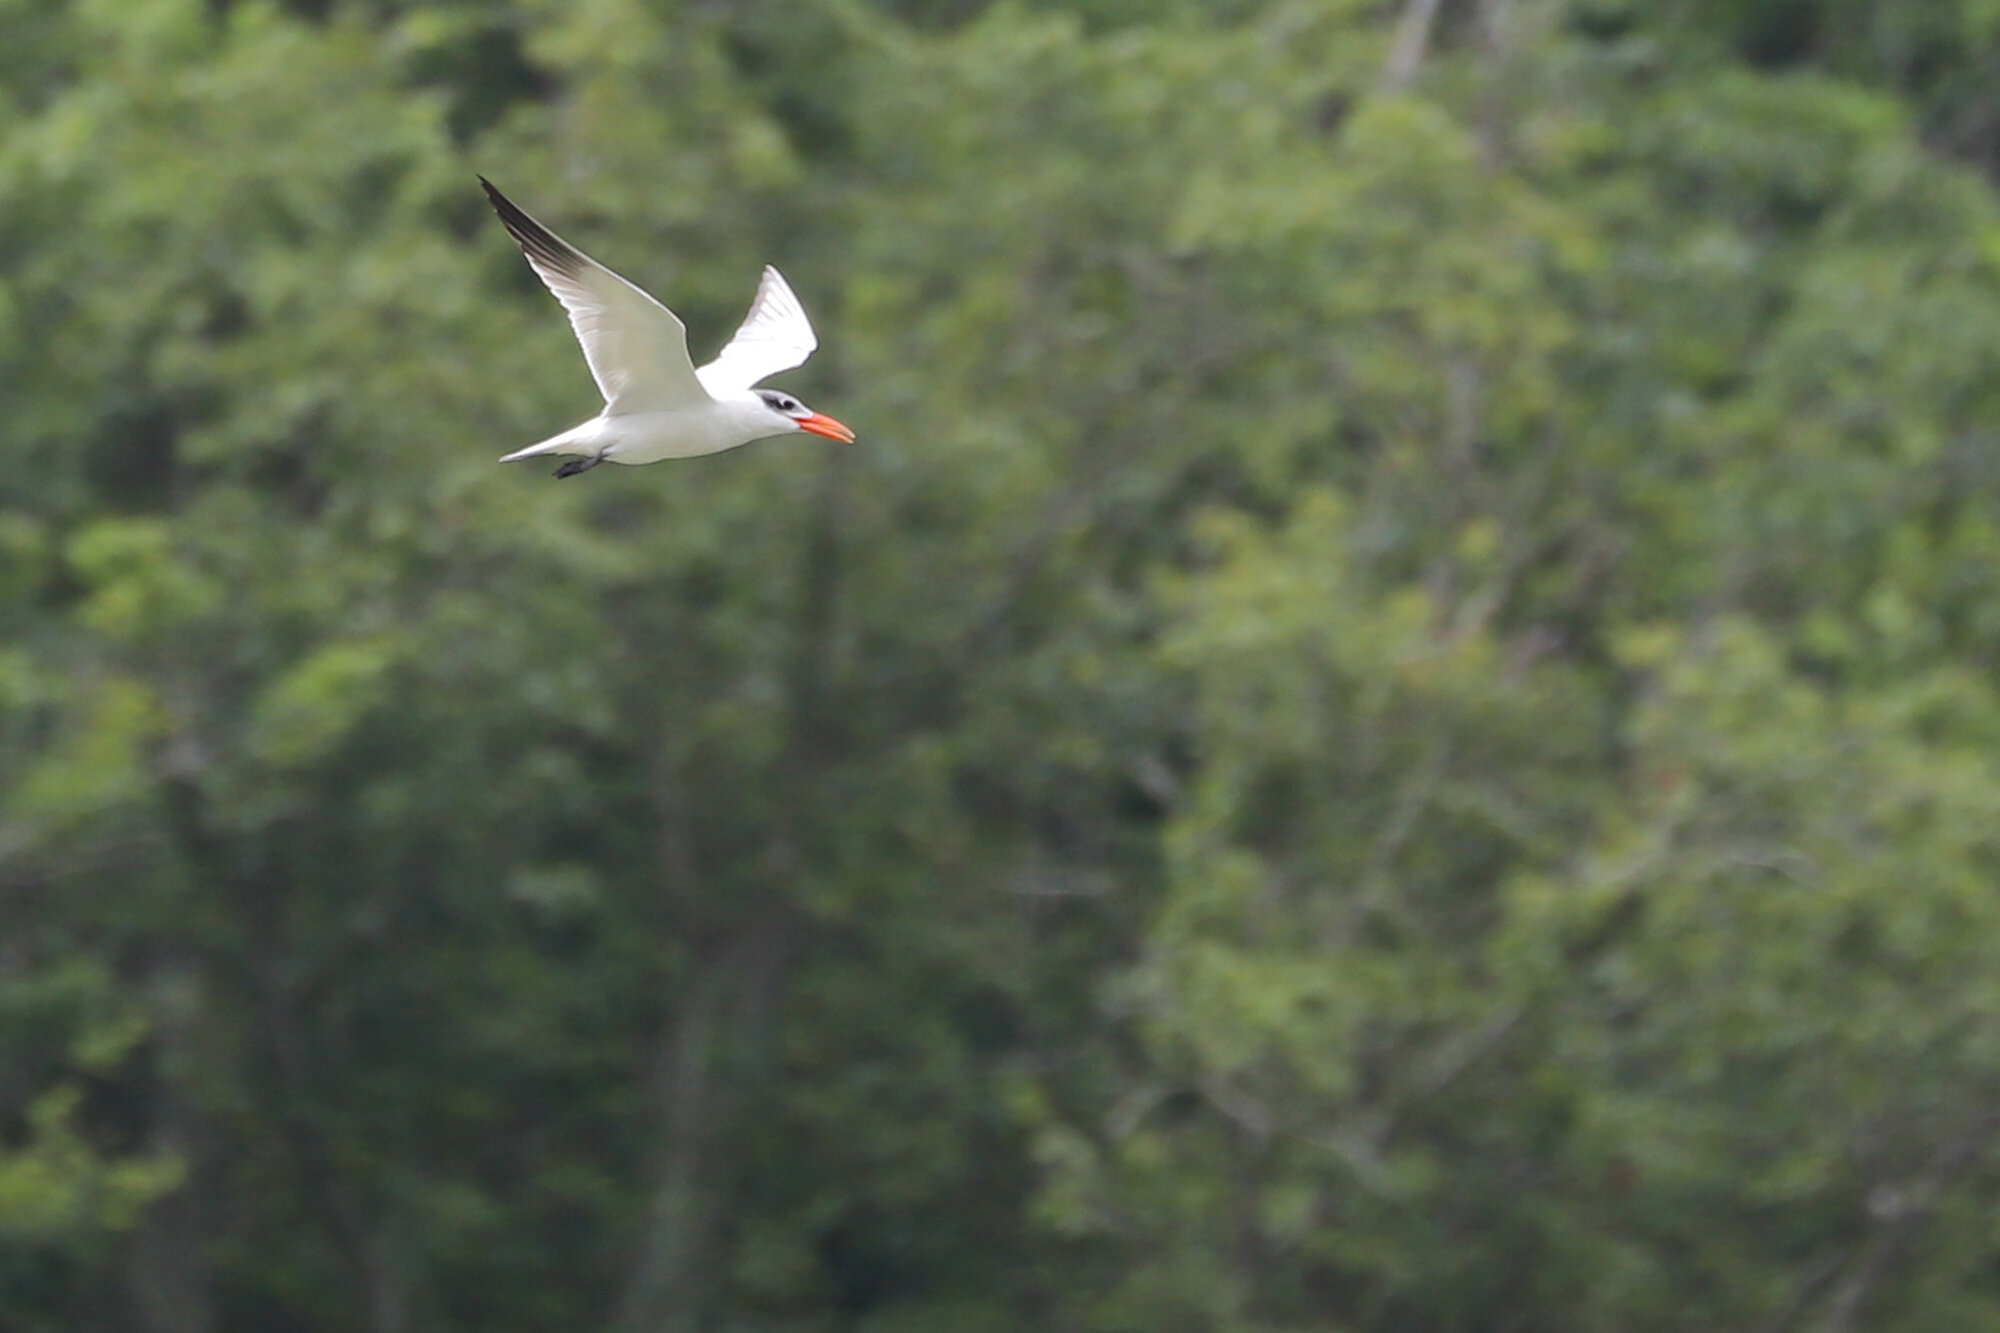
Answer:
[596,394,785,465]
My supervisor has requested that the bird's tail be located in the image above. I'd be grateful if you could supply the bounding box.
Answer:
[499,421,596,463]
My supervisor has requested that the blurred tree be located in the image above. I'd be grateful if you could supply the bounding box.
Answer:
[1002,4,2000,1331]
[4,0,2000,1330]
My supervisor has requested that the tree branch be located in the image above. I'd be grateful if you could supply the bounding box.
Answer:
[1379,0,1447,94]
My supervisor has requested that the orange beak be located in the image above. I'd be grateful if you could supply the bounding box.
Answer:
[798,412,856,444]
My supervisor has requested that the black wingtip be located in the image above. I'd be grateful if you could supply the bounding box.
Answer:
[477,177,585,278]
[478,175,527,227]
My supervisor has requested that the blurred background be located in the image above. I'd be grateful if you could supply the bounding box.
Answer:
[6,0,2000,1328]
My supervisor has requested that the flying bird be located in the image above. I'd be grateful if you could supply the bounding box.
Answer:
[479,177,854,478]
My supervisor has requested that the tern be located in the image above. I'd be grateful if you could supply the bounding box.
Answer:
[479,177,854,478]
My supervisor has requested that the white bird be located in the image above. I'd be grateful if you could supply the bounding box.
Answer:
[479,177,854,478]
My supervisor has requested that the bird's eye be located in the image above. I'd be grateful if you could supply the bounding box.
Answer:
[779,397,800,413]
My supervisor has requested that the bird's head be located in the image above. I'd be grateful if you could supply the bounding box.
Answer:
[756,389,855,444]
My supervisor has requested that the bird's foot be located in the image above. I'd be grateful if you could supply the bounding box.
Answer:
[553,456,602,479]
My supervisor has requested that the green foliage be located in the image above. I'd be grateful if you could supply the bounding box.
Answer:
[4,0,2000,1330]
[0,960,181,1251]
[0,1090,183,1240]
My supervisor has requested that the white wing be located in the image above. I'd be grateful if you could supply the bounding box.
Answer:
[695,266,820,395]
[481,178,708,415]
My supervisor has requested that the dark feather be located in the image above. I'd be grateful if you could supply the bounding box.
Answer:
[478,177,588,281]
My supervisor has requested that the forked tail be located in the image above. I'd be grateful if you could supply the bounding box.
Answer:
[499,421,596,462]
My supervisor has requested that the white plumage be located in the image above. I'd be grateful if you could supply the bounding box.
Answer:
[480,178,854,478]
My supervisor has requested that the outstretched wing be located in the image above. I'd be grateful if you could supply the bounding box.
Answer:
[480,177,708,414]
[695,266,820,395]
